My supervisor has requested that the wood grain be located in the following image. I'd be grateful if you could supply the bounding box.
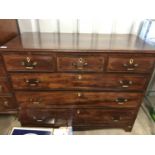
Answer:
[15,91,143,108]
[107,55,155,73]
[2,33,155,52]
[10,73,148,91]
[3,54,55,72]
[1,31,155,131]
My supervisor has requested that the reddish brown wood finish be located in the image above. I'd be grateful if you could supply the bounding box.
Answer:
[0,95,17,112]
[3,54,55,72]
[10,73,148,91]
[3,33,155,52]
[15,91,143,108]
[72,108,135,125]
[0,56,6,76]
[0,20,19,114]
[19,107,135,128]
[0,77,12,94]
[19,108,73,127]
[57,55,105,72]
[1,32,155,131]
[107,55,155,73]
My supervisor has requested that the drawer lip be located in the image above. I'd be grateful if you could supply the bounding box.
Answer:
[10,73,149,91]
[3,54,56,72]
[15,91,143,109]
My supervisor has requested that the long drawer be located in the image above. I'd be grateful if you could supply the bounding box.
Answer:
[10,73,148,91]
[19,108,135,127]
[15,91,143,108]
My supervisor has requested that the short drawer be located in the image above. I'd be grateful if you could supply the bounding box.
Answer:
[57,55,105,72]
[0,77,11,94]
[11,73,148,91]
[73,109,135,125]
[3,54,55,72]
[0,95,17,112]
[107,55,155,73]
[19,108,73,127]
[16,91,143,108]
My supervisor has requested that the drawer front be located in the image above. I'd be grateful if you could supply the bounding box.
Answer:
[73,109,135,125]
[3,54,55,72]
[107,56,155,73]
[11,73,148,91]
[19,108,73,127]
[0,77,11,94]
[0,95,16,111]
[20,108,134,127]
[16,91,143,108]
[57,55,105,72]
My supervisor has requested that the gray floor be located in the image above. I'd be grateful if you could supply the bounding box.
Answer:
[0,104,155,135]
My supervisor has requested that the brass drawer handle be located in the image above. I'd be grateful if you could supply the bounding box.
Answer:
[115,97,128,105]
[0,100,9,107]
[32,116,45,122]
[36,119,43,122]
[32,116,43,122]
[32,101,41,105]
[123,58,138,71]
[25,78,40,87]
[32,116,55,124]
[45,118,55,124]
[29,97,42,105]
[21,57,37,70]
[112,116,122,122]
[119,80,132,88]
[72,58,88,70]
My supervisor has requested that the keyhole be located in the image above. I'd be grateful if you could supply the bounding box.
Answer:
[129,58,134,64]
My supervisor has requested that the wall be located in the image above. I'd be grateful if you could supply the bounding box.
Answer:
[17,0,155,35]
[18,19,143,35]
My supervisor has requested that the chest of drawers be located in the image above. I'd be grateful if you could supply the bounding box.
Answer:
[1,33,155,131]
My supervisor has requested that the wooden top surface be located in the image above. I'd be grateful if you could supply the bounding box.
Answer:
[2,32,155,52]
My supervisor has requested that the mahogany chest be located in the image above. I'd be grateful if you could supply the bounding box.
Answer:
[1,32,155,131]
